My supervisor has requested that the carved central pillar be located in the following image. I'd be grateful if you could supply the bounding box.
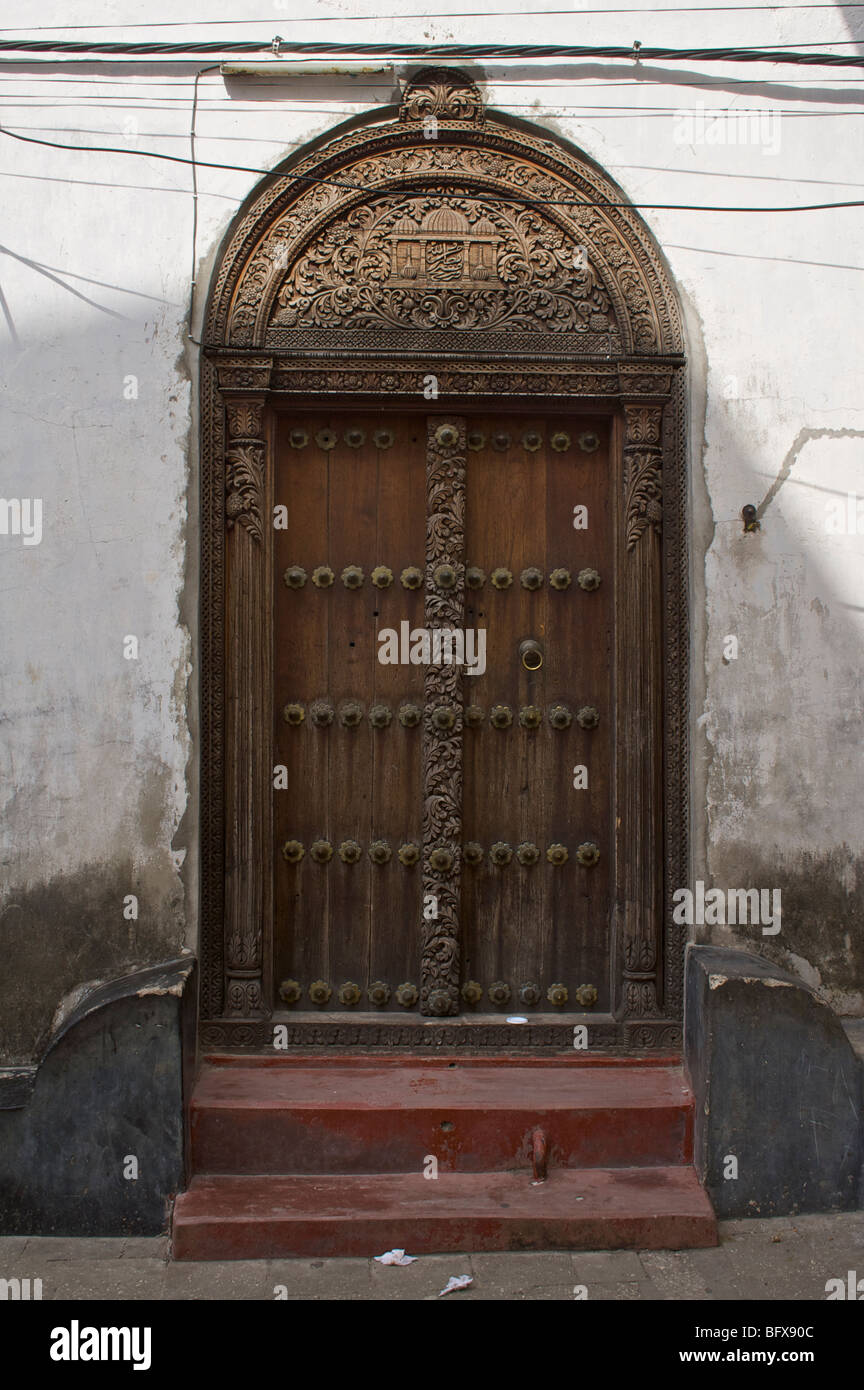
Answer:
[420,418,466,1016]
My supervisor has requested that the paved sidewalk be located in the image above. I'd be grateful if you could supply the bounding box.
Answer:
[1,1211,862,1300]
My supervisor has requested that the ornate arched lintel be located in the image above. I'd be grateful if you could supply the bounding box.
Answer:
[204,69,683,359]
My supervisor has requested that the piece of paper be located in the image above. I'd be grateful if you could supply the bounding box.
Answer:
[439,1274,473,1296]
[374,1248,418,1266]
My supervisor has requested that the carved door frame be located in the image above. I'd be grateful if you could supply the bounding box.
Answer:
[198,68,689,1054]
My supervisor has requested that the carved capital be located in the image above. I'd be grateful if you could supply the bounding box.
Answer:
[226,398,265,441]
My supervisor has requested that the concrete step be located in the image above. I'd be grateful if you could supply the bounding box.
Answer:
[190,1060,694,1174]
[172,1167,717,1260]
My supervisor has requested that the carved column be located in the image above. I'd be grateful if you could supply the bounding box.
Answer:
[618,404,665,1018]
[223,393,271,1017]
[420,418,466,1016]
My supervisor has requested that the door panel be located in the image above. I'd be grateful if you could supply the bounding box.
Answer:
[461,415,613,1012]
[272,410,615,1017]
[273,414,426,1008]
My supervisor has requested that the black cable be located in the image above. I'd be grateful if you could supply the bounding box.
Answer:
[2,122,863,212]
[1,40,864,67]
[4,4,864,23]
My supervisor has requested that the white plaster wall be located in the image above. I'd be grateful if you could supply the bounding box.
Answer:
[1,0,862,1058]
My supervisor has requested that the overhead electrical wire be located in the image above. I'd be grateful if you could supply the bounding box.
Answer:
[3,4,864,23]
[2,121,862,212]
[1,40,864,67]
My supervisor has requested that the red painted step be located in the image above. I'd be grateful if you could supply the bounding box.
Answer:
[190,1061,694,1175]
[173,1167,717,1260]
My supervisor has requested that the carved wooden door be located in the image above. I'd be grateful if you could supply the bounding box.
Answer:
[273,408,614,1020]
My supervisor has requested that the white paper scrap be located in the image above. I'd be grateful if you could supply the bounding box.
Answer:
[439,1274,473,1296]
[374,1248,418,1266]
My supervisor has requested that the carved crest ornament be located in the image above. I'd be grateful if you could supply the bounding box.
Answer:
[200,68,690,1053]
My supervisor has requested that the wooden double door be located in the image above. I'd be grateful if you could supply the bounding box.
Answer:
[273,410,615,1018]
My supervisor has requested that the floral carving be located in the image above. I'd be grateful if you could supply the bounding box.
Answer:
[399,68,483,125]
[267,194,613,336]
[225,444,264,541]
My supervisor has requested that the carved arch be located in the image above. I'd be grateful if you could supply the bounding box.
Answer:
[204,69,682,357]
[199,68,689,1054]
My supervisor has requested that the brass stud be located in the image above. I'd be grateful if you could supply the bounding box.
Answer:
[368,981,391,1006]
[310,700,334,727]
[431,705,456,731]
[464,705,485,727]
[519,706,543,730]
[371,565,394,589]
[578,432,600,453]
[433,563,457,590]
[398,703,422,728]
[490,705,513,729]
[309,980,332,1005]
[491,567,513,590]
[575,983,599,1006]
[435,423,460,449]
[373,429,394,449]
[428,989,453,1016]
[283,702,305,726]
[519,982,541,1005]
[283,565,307,589]
[312,565,335,588]
[549,705,572,730]
[340,701,364,728]
[550,431,571,452]
[576,841,600,867]
[338,981,362,1005]
[466,566,486,589]
[547,982,569,1006]
[282,840,305,864]
[490,841,513,866]
[520,567,544,591]
[369,840,392,865]
[429,845,454,873]
[398,842,420,866]
[461,980,484,1004]
[578,567,601,592]
[463,842,484,866]
[491,432,511,451]
[288,428,309,449]
[547,844,569,866]
[279,979,302,1004]
[395,982,418,1008]
[310,839,333,864]
[549,568,572,591]
[338,839,362,864]
[344,428,365,448]
[489,981,511,1004]
[341,565,364,589]
[522,430,543,452]
[467,432,486,451]
[315,429,338,451]
[369,704,392,729]
[516,842,541,866]
[400,566,424,590]
[577,706,600,730]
